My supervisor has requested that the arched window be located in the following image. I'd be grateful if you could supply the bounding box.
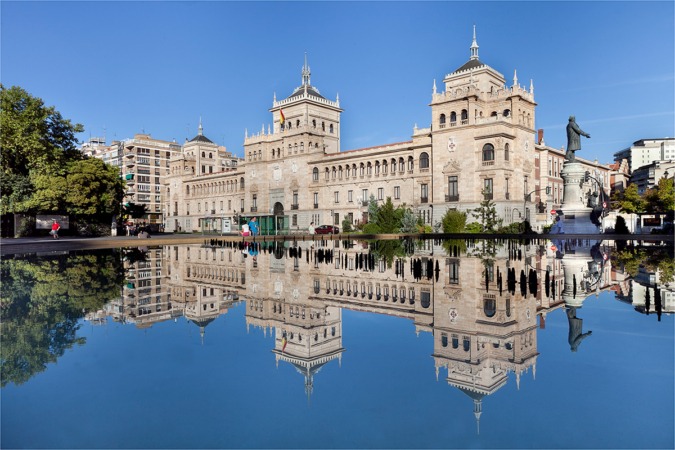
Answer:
[463,337,470,352]
[367,162,372,175]
[352,164,357,177]
[300,142,304,152]
[482,143,495,161]
[407,156,414,171]
[375,161,380,175]
[391,158,397,172]
[325,168,330,180]
[338,166,343,178]
[296,119,300,128]
[439,113,446,127]
[312,119,316,128]
[450,111,457,124]
[202,152,205,157]
[441,334,448,347]
[419,152,429,169]
[186,186,190,195]
[346,165,350,177]
[360,163,365,176]
[503,109,510,117]
[491,111,498,118]
[322,122,325,131]
[461,109,468,123]
[332,167,337,179]
[483,298,496,317]
[452,335,459,349]
[329,124,334,133]
[504,143,510,161]
[398,157,404,171]
[240,177,245,189]
[382,160,388,174]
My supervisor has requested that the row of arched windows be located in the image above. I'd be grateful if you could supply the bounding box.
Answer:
[313,154,428,182]
[283,119,334,134]
[186,177,245,197]
[185,264,241,283]
[316,278,426,306]
[439,109,512,127]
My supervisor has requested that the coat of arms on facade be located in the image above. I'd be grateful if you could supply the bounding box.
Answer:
[447,137,456,151]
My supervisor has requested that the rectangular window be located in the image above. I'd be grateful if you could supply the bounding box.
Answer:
[292,214,297,226]
[449,260,460,284]
[334,191,340,203]
[293,190,298,205]
[484,178,493,200]
[448,176,458,201]
[313,192,319,208]
[421,184,428,203]
[348,190,353,202]
[394,186,400,199]
[240,199,244,212]
[252,194,257,208]
[378,188,384,201]
[362,189,368,202]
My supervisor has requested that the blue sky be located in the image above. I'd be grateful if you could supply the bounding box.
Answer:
[2,1,673,164]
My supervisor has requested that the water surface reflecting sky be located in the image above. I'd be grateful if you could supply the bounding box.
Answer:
[1,239,673,449]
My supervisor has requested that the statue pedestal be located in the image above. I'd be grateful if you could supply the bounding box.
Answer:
[559,162,599,235]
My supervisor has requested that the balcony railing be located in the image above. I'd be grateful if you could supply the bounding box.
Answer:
[250,207,257,213]
[361,200,369,206]
[291,204,299,210]
[420,197,428,204]
[484,192,493,200]
[445,194,459,202]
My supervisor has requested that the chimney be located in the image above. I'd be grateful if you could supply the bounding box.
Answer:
[537,129,544,145]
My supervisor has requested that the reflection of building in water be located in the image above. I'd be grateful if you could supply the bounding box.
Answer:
[156,238,623,416]
[433,243,540,434]
[123,248,177,328]
[624,267,674,320]
[164,245,245,339]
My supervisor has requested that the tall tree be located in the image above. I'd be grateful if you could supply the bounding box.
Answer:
[645,177,675,214]
[0,85,84,214]
[471,189,503,233]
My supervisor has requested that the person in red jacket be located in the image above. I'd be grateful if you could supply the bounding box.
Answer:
[51,220,61,239]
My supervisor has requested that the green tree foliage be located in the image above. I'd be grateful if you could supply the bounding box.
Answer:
[471,190,503,233]
[614,248,674,284]
[645,177,675,214]
[65,158,124,216]
[0,85,83,177]
[367,194,379,220]
[341,217,353,233]
[441,209,467,233]
[375,198,404,233]
[612,184,647,214]
[1,85,124,223]
[399,209,418,233]
[0,250,124,387]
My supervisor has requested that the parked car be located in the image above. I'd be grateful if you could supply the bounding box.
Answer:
[315,225,340,234]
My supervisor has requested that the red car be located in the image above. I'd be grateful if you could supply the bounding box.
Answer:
[315,225,340,234]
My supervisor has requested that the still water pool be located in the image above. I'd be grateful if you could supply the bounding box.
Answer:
[1,239,673,449]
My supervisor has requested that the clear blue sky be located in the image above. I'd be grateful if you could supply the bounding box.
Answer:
[2,1,673,164]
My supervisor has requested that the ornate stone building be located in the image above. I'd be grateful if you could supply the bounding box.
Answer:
[163,30,610,233]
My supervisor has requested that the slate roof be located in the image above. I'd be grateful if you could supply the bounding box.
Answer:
[189,134,214,144]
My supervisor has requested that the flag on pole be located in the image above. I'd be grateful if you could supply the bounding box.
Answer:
[281,336,287,353]
[279,109,285,125]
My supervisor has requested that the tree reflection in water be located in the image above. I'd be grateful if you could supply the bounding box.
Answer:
[0,250,124,387]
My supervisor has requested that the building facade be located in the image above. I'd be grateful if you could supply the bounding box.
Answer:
[162,32,610,233]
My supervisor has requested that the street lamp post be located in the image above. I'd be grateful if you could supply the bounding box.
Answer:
[524,186,551,224]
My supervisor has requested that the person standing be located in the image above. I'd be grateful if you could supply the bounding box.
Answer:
[308,222,315,234]
[249,217,259,236]
[51,219,61,239]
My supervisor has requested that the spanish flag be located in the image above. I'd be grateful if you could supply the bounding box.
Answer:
[281,335,287,353]
[279,109,285,125]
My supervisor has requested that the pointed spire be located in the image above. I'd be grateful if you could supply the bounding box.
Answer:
[513,70,518,87]
[516,371,521,390]
[198,116,203,136]
[432,79,437,95]
[302,52,311,86]
[245,128,248,139]
[273,92,277,102]
[529,79,534,95]
[336,92,340,107]
[470,24,479,60]
[473,399,482,435]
